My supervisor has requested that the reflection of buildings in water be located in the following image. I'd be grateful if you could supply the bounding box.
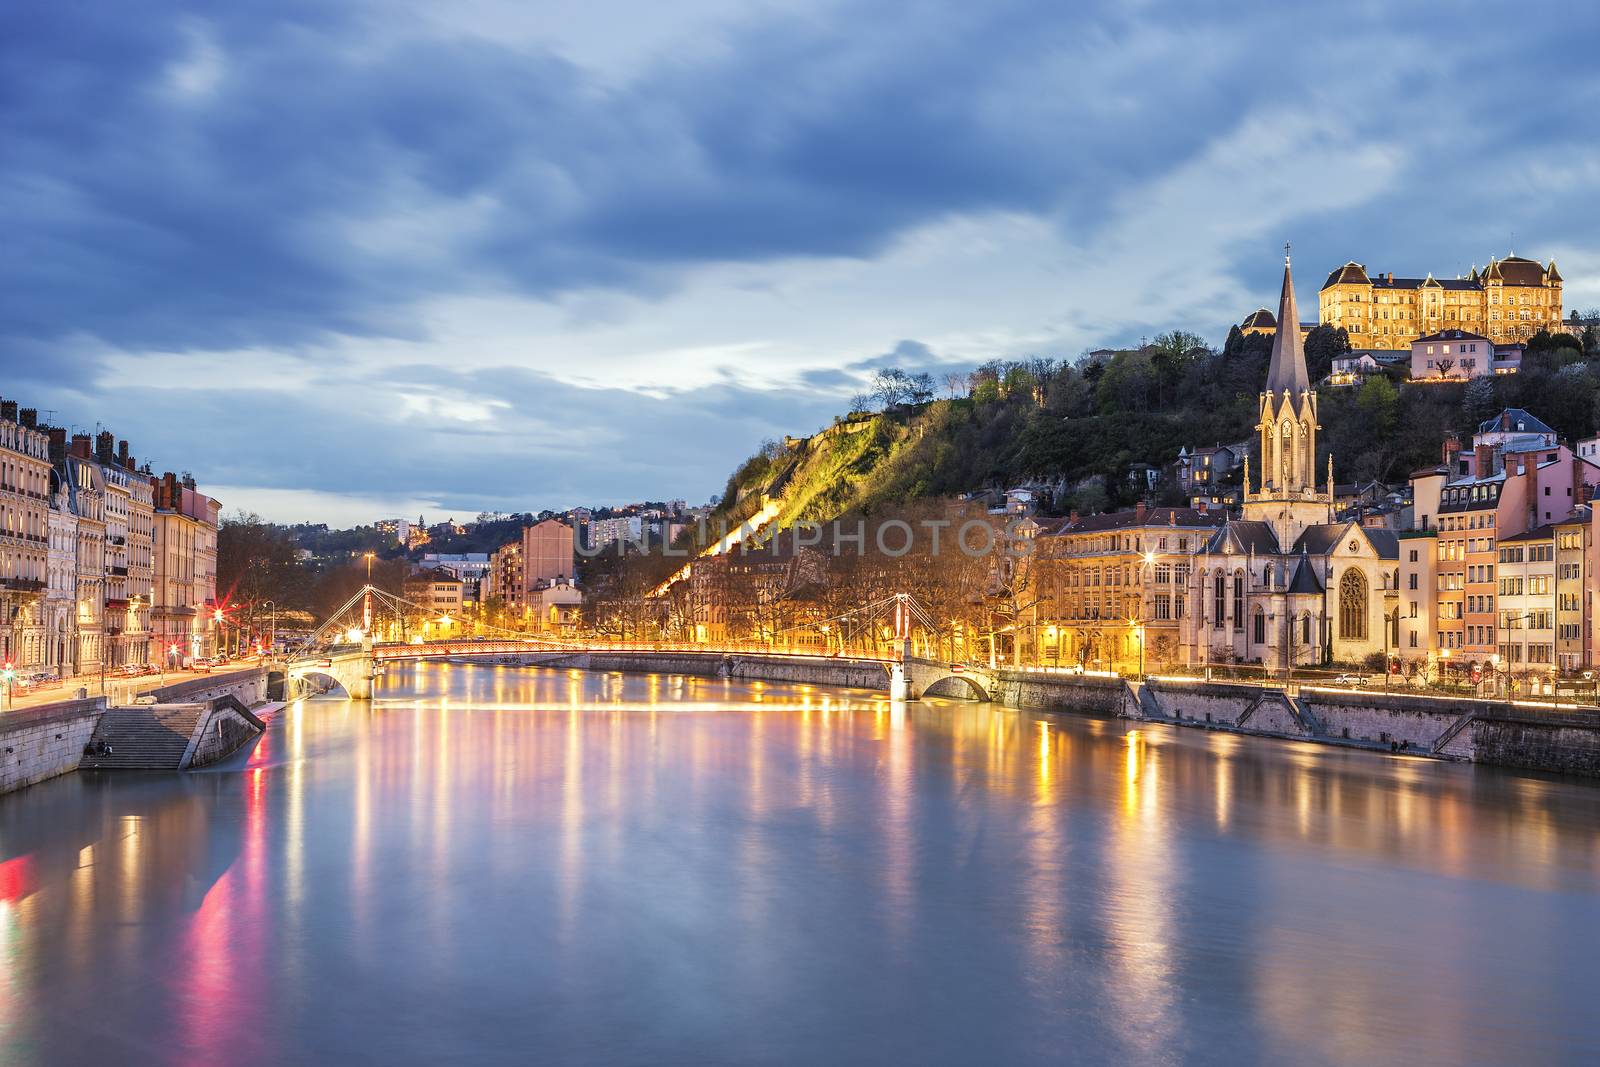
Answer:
[1104,728,1180,1059]
[1021,720,1067,988]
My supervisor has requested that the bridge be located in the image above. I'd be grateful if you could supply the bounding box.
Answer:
[284,586,1001,703]
[285,647,378,700]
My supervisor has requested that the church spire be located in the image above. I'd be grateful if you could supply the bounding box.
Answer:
[1265,245,1311,394]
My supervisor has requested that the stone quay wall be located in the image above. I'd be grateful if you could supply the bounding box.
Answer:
[1470,707,1600,777]
[146,667,269,709]
[992,671,1127,716]
[185,698,269,769]
[443,651,891,692]
[0,698,106,794]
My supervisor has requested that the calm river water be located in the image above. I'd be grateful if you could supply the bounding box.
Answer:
[1,662,1598,1065]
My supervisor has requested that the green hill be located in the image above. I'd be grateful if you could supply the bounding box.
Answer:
[714,327,1598,526]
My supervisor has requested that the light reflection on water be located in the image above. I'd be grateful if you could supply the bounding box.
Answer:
[0,660,1597,1065]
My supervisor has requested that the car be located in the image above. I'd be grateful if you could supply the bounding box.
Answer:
[1333,673,1366,687]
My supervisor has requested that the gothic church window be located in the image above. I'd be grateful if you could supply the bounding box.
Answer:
[1340,569,1369,641]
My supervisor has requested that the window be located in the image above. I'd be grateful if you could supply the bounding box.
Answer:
[1213,572,1225,629]
[1339,569,1369,641]
[1253,608,1266,646]
[1232,573,1244,631]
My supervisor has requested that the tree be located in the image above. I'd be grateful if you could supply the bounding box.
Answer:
[1461,375,1499,427]
[1434,357,1455,378]
[871,368,915,409]
[217,512,313,632]
[1303,325,1352,383]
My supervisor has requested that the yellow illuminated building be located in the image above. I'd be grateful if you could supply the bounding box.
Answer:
[1318,255,1562,346]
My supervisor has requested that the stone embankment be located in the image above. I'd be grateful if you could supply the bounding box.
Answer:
[449,650,892,691]
[0,666,275,794]
[993,670,1600,777]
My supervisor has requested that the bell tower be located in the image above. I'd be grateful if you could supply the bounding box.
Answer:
[1245,246,1331,546]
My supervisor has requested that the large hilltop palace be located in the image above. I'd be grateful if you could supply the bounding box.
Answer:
[1239,253,1565,348]
[1319,255,1563,346]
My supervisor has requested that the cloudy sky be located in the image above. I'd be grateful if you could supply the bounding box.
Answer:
[6,1,1598,525]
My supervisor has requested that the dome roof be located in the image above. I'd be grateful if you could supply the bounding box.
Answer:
[1322,262,1371,288]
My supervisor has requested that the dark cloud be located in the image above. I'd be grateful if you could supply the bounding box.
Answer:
[4,0,1600,517]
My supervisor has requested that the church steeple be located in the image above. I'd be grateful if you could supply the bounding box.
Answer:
[1265,246,1311,394]
[1246,245,1329,548]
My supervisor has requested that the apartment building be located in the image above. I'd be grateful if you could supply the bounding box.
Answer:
[1033,504,1223,671]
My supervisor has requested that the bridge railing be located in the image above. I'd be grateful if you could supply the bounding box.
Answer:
[371,639,898,663]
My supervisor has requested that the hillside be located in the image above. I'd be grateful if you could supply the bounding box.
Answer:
[715,326,1600,525]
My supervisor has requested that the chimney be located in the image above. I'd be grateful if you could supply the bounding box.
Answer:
[1442,434,1461,465]
[48,428,66,462]
[1196,498,1209,515]
[95,430,114,464]
[19,409,36,429]
[0,400,16,422]
[1387,272,1394,283]
[1501,411,1511,432]
[1475,443,1495,479]
[70,434,91,459]
[1068,509,1080,526]
[163,472,179,510]
[118,440,129,467]
[1135,500,1147,524]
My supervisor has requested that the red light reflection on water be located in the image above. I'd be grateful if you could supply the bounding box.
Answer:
[0,854,34,902]
[175,753,272,1066]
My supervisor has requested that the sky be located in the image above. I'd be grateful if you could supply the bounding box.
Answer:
[5,1,1600,526]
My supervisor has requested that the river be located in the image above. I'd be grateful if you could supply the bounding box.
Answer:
[1,661,1597,1065]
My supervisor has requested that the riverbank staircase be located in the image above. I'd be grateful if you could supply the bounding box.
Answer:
[79,704,206,771]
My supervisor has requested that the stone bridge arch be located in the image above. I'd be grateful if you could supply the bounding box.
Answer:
[286,650,375,700]
[903,659,996,702]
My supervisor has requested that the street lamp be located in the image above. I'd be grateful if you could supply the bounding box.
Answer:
[262,600,277,657]
[1129,617,1145,678]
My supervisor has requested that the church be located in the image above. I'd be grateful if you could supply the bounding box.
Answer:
[1181,254,1400,671]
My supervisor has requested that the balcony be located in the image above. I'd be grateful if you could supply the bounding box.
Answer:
[109,566,129,577]
[0,577,44,593]
[107,535,127,546]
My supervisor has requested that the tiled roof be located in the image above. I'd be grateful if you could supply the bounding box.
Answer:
[1205,520,1280,555]
[1291,523,1346,556]
[1414,328,1490,343]
[1059,507,1226,534]
[1365,529,1400,559]
[1286,554,1325,594]
[1323,262,1370,288]
[1478,408,1554,436]
[1488,256,1551,287]
[1500,524,1557,543]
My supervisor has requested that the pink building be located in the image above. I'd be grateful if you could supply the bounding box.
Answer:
[1410,329,1493,380]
